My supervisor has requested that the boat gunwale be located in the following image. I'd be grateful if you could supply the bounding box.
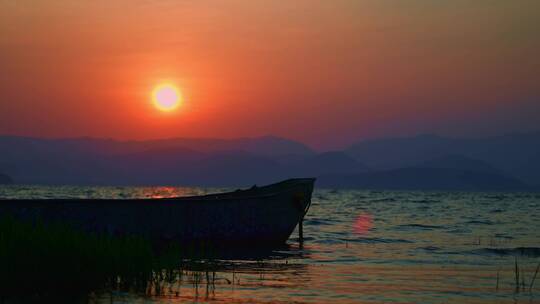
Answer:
[0,178,316,203]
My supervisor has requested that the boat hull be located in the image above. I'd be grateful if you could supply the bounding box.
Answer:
[0,178,315,246]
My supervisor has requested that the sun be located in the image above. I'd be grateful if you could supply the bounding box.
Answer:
[152,84,181,112]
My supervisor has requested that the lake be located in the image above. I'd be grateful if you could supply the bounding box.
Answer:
[1,185,540,303]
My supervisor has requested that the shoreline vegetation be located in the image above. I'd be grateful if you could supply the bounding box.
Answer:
[1,187,539,303]
[1,218,540,303]
[0,216,229,302]
[0,216,304,303]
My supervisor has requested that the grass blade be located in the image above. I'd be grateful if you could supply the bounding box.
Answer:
[530,261,540,292]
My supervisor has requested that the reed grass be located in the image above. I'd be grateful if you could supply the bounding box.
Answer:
[0,216,191,300]
[506,257,540,294]
[1,215,291,302]
[515,257,520,293]
[496,268,500,291]
[530,261,540,292]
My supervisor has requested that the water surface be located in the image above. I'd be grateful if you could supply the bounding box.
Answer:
[1,185,540,303]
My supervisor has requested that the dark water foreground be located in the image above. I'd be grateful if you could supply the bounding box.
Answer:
[1,186,540,303]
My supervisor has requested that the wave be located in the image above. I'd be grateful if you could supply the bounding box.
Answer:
[305,219,336,226]
[447,228,473,234]
[369,198,396,203]
[397,224,446,230]
[470,247,540,257]
[347,237,413,244]
[418,246,441,251]
[464,219,495,225]
[484,195,508,200]
[410,199,440,204]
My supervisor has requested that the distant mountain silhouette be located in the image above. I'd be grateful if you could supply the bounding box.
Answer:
[0,136,313,186]
[513,152,540,188]
[278,151,369,176]
[0,135,314,157]
[100,149,288,186]
[0,173,12,184]
[1,134,538,191]
[414,154,502,174]
[318,168,530,191]
[346,132,540,185]
[346,134,452,169]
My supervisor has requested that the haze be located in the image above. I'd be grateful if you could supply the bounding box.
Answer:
[1,0,539,150]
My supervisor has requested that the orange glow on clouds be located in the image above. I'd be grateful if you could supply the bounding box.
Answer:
[0,1,539,149]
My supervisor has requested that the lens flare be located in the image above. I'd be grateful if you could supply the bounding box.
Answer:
[353,213,373,235]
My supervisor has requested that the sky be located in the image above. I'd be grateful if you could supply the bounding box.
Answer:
[1,0,539,150]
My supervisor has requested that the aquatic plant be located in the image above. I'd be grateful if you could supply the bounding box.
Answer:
[0,216,270,302]
[0,216,185,300]
[515,257,520,293]
[506,257,540,294]
[530,261,540,292]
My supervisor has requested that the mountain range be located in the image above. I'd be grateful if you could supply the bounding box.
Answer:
[345,133,540,186]
[1,133,539,191]
[0,173,12,184]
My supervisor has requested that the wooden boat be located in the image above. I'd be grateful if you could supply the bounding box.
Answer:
[0,178,316,246]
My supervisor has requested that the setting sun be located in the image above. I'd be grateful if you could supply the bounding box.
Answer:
[152,84,181,112]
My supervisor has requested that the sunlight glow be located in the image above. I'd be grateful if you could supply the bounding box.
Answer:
[152,84,181,112]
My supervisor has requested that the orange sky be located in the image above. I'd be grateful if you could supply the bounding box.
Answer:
[1,0,539,149]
